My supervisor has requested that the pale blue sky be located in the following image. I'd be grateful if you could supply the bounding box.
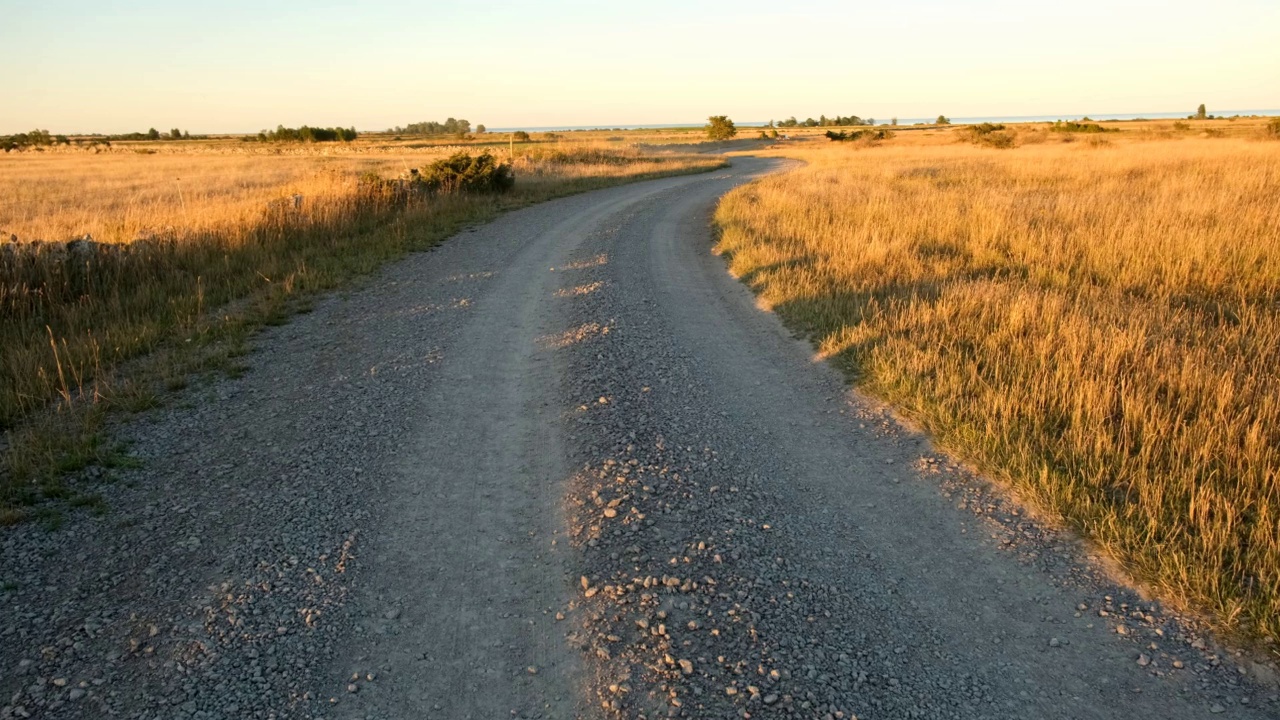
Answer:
[2,0,1277,134]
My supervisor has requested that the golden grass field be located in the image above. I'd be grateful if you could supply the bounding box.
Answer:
[715,116,1280,647]
[0,134,724,513]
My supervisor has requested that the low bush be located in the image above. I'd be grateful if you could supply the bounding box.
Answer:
[960,123,1016,148]
[1267,117,1280,139]
[824,129,895,143]
[418,152,515,194]
[1050,121,1113,134]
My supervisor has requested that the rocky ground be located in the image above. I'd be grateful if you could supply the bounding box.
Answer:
[2,158,1277,720]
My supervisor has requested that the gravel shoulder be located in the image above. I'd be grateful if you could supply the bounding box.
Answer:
[2,158,1276,720]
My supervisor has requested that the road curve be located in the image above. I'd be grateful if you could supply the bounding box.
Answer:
[1,158,1273,720]
[331,157,1273,719]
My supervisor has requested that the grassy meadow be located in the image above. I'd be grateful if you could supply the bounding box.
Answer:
[0,133,725,515]
[715,116,1280,646]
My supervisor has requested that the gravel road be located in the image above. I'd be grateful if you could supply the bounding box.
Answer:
[2,158,1277,720]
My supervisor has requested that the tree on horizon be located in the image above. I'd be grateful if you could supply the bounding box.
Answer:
[705,116,737,141]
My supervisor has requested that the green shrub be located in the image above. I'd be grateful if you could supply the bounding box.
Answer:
[968,122,1006,135]
[824,129,895,143]
[512,131,531,142]
[961,123,1016,148]
[418,152,514,194]
[1050,121,1113,134]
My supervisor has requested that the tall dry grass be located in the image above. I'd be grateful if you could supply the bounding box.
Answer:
[0,141,722,509]
[715,131,1280,645]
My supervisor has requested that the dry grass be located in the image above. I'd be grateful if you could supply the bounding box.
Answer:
[0,138,722,509]
[715,119,1280,647]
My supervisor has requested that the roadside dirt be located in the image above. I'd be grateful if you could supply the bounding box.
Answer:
[1,159,1275,720]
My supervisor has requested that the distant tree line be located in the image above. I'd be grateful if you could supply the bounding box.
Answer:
[389,118,474,136]
[1,129,70,151]
[106,127,192,141]
[253,125,359,143]
[771,115,876,128]
[2,128,202,151]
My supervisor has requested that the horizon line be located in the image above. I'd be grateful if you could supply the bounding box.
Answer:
[5,108,1280,137]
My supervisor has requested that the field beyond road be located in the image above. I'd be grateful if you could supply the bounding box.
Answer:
[715,119,1280,647]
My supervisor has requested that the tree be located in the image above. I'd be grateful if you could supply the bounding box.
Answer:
[705,115,737,140]
[890,117,898,126]
[147,127,160,140]
[399,118,472,136]
[169,128,182,139]
[512,130,530,142]
[476,124,486,133]
[1196,103,1207,119]
[936,115,951,125]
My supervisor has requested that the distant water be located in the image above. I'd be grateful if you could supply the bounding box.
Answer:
[490,110,1279,133]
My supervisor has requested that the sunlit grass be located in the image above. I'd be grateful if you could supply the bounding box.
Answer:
[715,120,1280,645]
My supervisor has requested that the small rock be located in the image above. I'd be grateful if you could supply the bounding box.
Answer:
[763,693,778,705]
[1049,638,1061,648]
[678,659,693,675]
[1137,654,1150,667]
[346,683,359,694]
[1209,703,1225,714]
[1250,661,1278,688]
[67,689,85,701]
[383,609,400,621]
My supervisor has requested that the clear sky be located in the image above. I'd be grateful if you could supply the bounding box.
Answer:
[2,0,1277,134]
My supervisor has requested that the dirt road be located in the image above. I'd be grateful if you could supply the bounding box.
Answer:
[2,158,1275,719]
